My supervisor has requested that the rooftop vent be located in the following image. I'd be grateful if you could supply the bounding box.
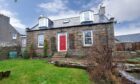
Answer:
[99,6,105,15]
[63,19,70,24]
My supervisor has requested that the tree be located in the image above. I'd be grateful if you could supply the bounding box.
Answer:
[87,43,119,83]
[87,30,119,83]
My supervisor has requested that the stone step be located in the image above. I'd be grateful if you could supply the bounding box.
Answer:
[51,52,66,61]
[53,52,66,57]
[53,55,65,58]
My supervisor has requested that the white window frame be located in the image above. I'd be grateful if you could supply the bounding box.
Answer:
[83,30,93,47]
[80,11,94,23]
[12,33,17,39]
[39,18,48,27]
[38,34,44,48]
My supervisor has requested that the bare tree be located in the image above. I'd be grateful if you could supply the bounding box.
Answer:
[87,31,119,83]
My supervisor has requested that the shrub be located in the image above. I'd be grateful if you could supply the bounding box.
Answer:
[51,37,56,54]
[44,39,48,57]
[29,43,36,59]
[22,48,29,59]
[37,53,44,58]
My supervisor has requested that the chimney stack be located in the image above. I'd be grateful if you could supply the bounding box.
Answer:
[0,14,10,23]
[99,6,105,15]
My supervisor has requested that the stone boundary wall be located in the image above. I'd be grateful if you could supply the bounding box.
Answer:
[113,51,140,60]
[0,46,20,60]
[115,42,140,51]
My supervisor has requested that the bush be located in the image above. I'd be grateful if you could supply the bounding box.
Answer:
[44,39,48,57]
[37,53,44,58]
[22,48,29,59]
[29,43,36,59]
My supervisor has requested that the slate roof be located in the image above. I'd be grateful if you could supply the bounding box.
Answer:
[30,14,109,30]
[115,33,140,43]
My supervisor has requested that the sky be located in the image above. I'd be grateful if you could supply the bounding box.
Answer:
[0,0,140,36]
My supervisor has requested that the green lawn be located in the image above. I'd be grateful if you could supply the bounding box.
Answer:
[0,59,90,84]
[127,57,140,63]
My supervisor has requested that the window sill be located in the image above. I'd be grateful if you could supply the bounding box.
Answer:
[83,44,93,47]
[38,46,44,48]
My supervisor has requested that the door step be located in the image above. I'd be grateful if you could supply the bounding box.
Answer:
[51,52,67,61]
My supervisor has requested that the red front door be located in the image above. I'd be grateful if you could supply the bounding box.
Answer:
[58,33,67,52]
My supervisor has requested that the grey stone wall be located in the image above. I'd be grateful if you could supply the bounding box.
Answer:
[27,22,115,56]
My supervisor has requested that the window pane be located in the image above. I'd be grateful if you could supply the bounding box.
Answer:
[85,31,91,37]
[85,38,92,44]
[12,33,17,39]
[38,34,44,47]
[84,12,90,21]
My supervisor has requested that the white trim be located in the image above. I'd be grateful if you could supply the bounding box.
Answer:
[37,34,44,48]
[38,18,48,27]
[57,33,68,52]
[80,11,94,23]
[83,30,93,47]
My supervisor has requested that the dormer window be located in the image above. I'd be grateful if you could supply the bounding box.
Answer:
[38,15,53,28]
[38,15,48,28]
[80,11,94,23]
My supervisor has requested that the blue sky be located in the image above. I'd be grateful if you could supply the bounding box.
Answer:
[0,0,140,36]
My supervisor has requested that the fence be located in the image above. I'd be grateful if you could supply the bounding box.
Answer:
[115,42,140,51]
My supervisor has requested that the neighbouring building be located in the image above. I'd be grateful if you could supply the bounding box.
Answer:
[115,33,140,51]
[27,7,115,57]
[0,14,22,60]
[0,14,21,46]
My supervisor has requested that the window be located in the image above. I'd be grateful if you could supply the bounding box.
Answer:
[12,33,17,39]
[80,11,94,23]
[22,38,26,47]
[83,30,93,46]
[38,34,44,48]
[84,12,90,21]
[38,18,48,27]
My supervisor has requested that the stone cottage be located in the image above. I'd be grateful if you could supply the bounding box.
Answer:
[27,7,115,57]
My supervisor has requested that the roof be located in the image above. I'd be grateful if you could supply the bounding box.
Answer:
[115,33,140,43]
[30,14,110,31]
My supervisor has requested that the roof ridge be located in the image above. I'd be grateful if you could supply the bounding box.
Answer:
[116,33,140,36]
[52,16,79,21]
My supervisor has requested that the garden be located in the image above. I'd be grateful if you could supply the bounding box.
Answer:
[0,59,90,84]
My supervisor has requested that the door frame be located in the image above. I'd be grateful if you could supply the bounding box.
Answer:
[57,32,68,52]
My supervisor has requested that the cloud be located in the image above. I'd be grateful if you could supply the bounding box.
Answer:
[93,0,140,35]
[0,9,26,28]
[49,10,79,20]
[115,22,140,36]
[102,0,140,22]
[38,0,78,20]
[0,0,26,34]
[38,0,67,13]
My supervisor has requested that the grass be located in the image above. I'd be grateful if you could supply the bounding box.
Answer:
[0,59,90,84]
[127,57,140,63]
